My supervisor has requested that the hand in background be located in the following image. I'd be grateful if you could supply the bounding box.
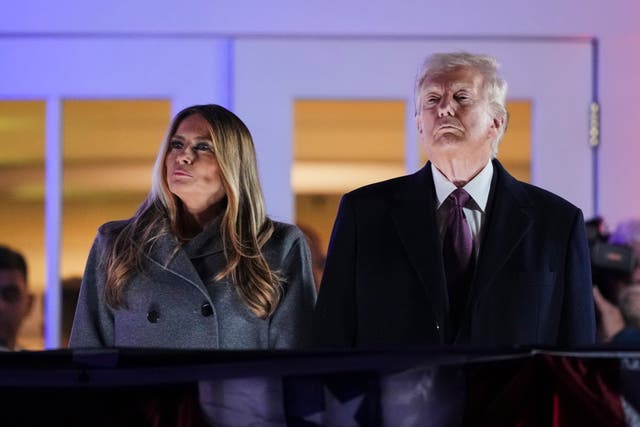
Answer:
[592,286,625,342]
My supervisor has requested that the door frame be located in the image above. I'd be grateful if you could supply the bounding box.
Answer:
[0,36,233,347]
[233,36,595,222]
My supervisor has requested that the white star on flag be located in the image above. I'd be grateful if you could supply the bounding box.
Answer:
[303,385,365,427]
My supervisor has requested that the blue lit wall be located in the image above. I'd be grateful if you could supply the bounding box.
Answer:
[2,0,638,230]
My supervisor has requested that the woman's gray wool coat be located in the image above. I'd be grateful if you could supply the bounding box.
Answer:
[69,219,317,350]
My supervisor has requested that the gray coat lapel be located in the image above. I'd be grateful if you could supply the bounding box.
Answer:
[146,234,204,290]
[144,228,224,298]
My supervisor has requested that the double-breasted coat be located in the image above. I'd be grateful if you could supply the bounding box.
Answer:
[70,218,316,349]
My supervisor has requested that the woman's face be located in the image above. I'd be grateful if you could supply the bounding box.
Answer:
[165,114,226,222]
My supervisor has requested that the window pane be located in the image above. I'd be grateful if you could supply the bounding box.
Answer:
[60,99,170,346]
[293,99,405,258]
[0,100,46,349]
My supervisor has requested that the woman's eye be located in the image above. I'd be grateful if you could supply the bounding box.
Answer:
[169,140,183,150]
[195,143,212,152]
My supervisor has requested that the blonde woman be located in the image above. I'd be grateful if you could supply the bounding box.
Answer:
[70,104,316,350]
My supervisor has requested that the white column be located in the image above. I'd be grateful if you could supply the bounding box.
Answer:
[44,97,62,349]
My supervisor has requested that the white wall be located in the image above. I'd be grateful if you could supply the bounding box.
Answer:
[2,0,639,226]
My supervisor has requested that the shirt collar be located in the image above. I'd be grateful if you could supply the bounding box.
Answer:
[432,160,493,212]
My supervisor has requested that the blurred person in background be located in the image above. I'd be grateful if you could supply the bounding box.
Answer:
[0,245,34,351]
[614,285,640,344]
[61,276,81,347]
[593,219,640,344]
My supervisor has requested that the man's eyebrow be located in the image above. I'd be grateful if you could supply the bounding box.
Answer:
[422,82,474,93]
[451,81,475,91]
[422,83,442,92]
[0,284,20,289]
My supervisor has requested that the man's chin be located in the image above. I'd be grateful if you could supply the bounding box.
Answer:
[434,134,464,145]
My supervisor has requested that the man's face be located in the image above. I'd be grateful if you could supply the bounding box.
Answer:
[416,66,500,169]
[0,269,33,349]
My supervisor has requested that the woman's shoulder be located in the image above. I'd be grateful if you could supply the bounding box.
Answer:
[270,220,306,242]
[97,218,133,237]
[83,219,134,259]
[265,221,309,256]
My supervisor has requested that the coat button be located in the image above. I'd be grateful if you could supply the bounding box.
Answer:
[147,310,159,323]
[201,303,213,317]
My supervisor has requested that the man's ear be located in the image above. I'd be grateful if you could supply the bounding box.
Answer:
[416,116,423,134]
[25,292,34,316]
[493,111,508,134]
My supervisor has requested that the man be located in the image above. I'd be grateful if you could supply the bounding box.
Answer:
[313,52,595,347]
[593,219,640,344]
[613,285,640,344]
[0,245,34,350]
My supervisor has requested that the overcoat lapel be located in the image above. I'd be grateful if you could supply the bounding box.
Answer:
[469,160,533,302]
[144,231,224,298]
[390,163,449,335]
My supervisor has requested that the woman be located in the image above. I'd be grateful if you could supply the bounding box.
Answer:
[69,104,316,350]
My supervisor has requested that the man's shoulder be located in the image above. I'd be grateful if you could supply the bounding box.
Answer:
[495,160,580,214]
[613,327,640,344]
[345,172,419,202]
[515,180,580,213]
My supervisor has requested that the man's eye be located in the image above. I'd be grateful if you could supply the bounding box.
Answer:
[169,140,183,150]
[0,286,21,304]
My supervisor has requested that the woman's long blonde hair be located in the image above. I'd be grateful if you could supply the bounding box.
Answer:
[103,104,281,319]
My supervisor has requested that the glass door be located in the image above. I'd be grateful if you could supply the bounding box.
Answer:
[0,37,232,348]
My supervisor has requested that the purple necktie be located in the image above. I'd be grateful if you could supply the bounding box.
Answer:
[442,188,475,332]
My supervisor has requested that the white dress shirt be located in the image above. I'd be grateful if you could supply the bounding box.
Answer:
[432,160,494,260]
